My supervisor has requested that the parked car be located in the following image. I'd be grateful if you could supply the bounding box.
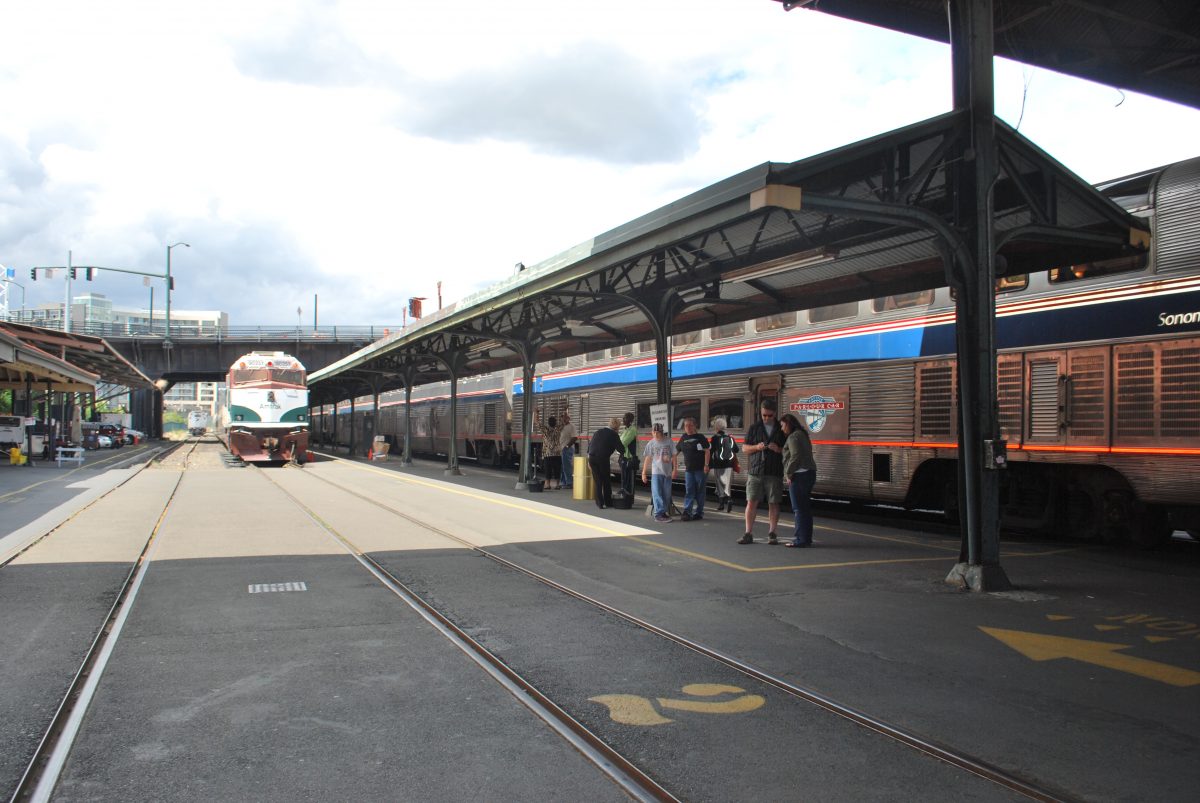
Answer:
[123,428,144,445]
[97,424,124,447]
[95,434,114,449]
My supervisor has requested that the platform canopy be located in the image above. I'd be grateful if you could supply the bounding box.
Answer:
[309,111,1148,403]
[0,327,98,392]
[771,0,1200,110]
[0,323,154,392]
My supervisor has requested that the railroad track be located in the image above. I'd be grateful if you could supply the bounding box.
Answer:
[9,439,206,803]
[260,459,1073,803]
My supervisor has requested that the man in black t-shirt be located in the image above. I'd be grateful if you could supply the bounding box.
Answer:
[739,398,786,544]
[674,417,710,521]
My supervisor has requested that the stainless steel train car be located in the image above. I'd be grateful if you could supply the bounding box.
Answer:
[327,157,1200,545]
[318,371,517,467]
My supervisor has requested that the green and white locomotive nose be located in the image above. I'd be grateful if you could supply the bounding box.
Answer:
[224,351,309,464]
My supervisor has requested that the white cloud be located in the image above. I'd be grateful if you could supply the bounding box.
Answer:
[2,1,1197,326]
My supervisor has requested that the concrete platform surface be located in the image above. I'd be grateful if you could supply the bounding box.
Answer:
[1,445,1196,801]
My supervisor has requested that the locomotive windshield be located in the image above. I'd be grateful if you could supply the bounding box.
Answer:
[229,367,306,387]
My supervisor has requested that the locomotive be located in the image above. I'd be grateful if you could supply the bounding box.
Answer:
[321,156,1200,546]
[224,351,309,464]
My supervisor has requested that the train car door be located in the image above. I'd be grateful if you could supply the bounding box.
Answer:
[1025,347,1110,449]
[749,375,782,419]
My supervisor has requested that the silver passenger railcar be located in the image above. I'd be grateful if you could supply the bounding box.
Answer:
[329,157,1200,546]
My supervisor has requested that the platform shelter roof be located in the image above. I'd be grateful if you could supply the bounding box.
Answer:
[0,327,99,392]
[772,0,1200,111]
[0,323,154,392]
[309,111,1148,403]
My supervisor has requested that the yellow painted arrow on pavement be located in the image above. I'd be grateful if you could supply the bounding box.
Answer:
[980,627,1200,688]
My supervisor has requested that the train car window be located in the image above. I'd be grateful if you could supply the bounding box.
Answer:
[809,301,859,323]
[636,402,653,428]
[550,357,567,370]
[950,274,1029,299]
[872,289,935,313]
[996,274,1028,293]
[610,343,633,358]
[754,311,796,332]
[1049,253,1147,284]
[636,340,654,354]
[708,398,745,430]
[672,399,701,430]
[672,330,701,348]
[586,350,605,362]
[710,321,745,340]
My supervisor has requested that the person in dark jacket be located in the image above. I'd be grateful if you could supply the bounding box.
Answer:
[739,398,787,544]
[588,417,622,509]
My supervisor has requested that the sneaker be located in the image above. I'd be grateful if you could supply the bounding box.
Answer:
[693,514,703,521]
[737,533,753,544]
[654,513,671,523]
[767,533,780,545]
[680,511,693,522]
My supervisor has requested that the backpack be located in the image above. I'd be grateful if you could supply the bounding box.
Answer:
[715,433,736,464]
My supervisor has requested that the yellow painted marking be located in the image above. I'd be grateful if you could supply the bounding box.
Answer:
[338,458,645,538]
[1046,615,1073,621]
[1146,636,1174,644]
[590,684,765,725]
[336,455,1074,570]
[658,694,765,714]
[1094,624,1123,631]
[588,695,674,726]
[630,537,960,572]
[980,627,1200,688]
[678,683,744,696]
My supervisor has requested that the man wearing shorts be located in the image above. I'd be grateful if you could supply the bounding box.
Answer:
[739,398,787,544]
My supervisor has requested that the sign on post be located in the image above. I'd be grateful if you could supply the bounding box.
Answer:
[649,403,670,435]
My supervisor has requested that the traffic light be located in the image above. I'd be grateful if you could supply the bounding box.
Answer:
[30,269,36,281]
[70,267,77,279]
[168,277,175,290]
[86,267,95,281]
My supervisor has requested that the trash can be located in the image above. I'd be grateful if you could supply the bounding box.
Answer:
[572,454,594,500]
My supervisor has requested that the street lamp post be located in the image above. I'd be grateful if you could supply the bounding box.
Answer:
[166,242,189,343]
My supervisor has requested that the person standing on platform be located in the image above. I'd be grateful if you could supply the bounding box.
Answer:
[709,417,739,512]
[780,412,818,547]
[674,417,710,521]
[739,398,786,544]
[618,412,638,498]
[542,415,562,490]
[641,423,675,523]
[559,412,578,490]
[588,417,622,509]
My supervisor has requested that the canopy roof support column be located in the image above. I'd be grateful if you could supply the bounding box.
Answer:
[402,368,416,466]
[434,349,468,476]
[945,0,1011,592]
[508,340,543,490]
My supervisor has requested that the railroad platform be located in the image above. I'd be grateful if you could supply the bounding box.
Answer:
[1,446,1197,801]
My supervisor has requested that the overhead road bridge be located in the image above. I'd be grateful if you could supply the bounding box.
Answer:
[93,325,401,388]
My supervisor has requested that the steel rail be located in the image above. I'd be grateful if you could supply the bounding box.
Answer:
[257,466,679,803]
[9,439,198,803]
[304,461,1077,803]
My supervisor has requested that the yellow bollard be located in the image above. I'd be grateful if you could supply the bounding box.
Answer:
[10,446,27,465]
[572,454,594,500]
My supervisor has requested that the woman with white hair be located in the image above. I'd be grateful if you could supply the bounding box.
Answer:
[709,416,739,512]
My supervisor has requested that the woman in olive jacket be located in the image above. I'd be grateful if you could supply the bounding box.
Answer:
[780,413,817,547]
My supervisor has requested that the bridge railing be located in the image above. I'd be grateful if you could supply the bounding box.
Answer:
[35,321,406,343]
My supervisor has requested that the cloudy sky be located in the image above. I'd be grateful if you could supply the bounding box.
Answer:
[3,1,1198,326]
